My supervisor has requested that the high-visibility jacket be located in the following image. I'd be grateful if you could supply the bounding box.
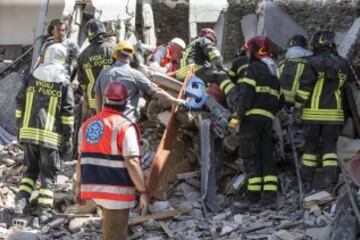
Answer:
[79,108,140,209]
[175,37,222,80]
[279,57,308,104]
[219,55,249,101]
[16,74,74,150]
[295,51,355,124]
[235,60,281,121]
[78,38,115,110]
[147,45,178,72]
[228,55,249,82]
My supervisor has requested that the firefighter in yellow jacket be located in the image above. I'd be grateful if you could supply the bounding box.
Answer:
[295,31,355,193]
[15,43,74,223]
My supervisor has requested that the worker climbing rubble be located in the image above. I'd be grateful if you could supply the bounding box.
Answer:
[15,43,75,224]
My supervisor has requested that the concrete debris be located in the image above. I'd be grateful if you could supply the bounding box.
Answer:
[338,17,360,58]
[305,226,332,240]
[241,14,258,43]
[303,191,333,208]
[337,136,360,161]
[0,72,24,139]
[273,229,295,240]
[5,231,40,240]
[257,0,308,49]
[0,1,359,239]
[157,111,171,126]
[149,201,171,213]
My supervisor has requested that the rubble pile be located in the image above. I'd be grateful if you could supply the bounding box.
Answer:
[0,117,359,239]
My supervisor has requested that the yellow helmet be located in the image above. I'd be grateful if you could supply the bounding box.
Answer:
[113,40,135,58]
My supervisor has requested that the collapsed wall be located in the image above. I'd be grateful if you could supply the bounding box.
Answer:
[150,0,359,62]
[152,0,190,46]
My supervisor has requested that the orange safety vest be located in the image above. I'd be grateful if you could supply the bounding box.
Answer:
[79,108,140,209]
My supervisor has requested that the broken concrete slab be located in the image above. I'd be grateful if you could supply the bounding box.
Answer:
[273,229,295,240]
[0,127,16,147]
[150,201,171,213]
[157,111,171,126]
[142,0,157,47]
[149,72,182,93]
[303,191,333,208]
[345,82,360,137]
[306,226,331,240]
[213,10,227,53]
[0,72,24,136]
[337,136,360,161]
[257,0,308,49]
[338,17,360,58]
[5,231,40,240]
[241,14,258,43]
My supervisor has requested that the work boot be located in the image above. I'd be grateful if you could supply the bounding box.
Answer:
[323,166,338,192]
[234,192,261,213]
[302,166,315,194]
[14,197,29,215]
[38,207,53,224]
[250,191,278,212]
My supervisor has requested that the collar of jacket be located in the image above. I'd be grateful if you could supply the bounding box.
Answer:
[102,107,123,115]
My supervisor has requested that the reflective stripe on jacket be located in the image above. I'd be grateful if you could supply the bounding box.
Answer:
[295,51,355,124]
[16,75,74,149]
[79,108,140,209]
[279,57,307,104]
[235,60,281,121]
[77,39,115,109]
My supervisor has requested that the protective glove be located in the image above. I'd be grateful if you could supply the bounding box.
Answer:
[228,117,241,135]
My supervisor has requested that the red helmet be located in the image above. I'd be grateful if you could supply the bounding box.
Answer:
[104,81,128,105]
[198,28,217,43]
[244,36,271,59]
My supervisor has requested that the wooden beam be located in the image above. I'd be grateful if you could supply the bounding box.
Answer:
[146,71,194,199]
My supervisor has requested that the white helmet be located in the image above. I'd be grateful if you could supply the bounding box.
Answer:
[44,43,67,65]
[170,37,186,49]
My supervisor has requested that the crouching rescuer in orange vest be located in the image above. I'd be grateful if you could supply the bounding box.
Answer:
[76,82,149,240]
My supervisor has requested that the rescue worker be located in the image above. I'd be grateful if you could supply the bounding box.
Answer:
[76,82,148,240]
[175,28,227,83]
[279,34,313,107]
[228,48,249,82]
[77,19,115,118]
[38,19,80,77]
[15,43,75,223]
[230,37,281,212]
[295,31,355,193]
[147,37,186,74]
[95,40,186,122]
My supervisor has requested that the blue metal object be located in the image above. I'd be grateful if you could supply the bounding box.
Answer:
[185,75,208,110]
